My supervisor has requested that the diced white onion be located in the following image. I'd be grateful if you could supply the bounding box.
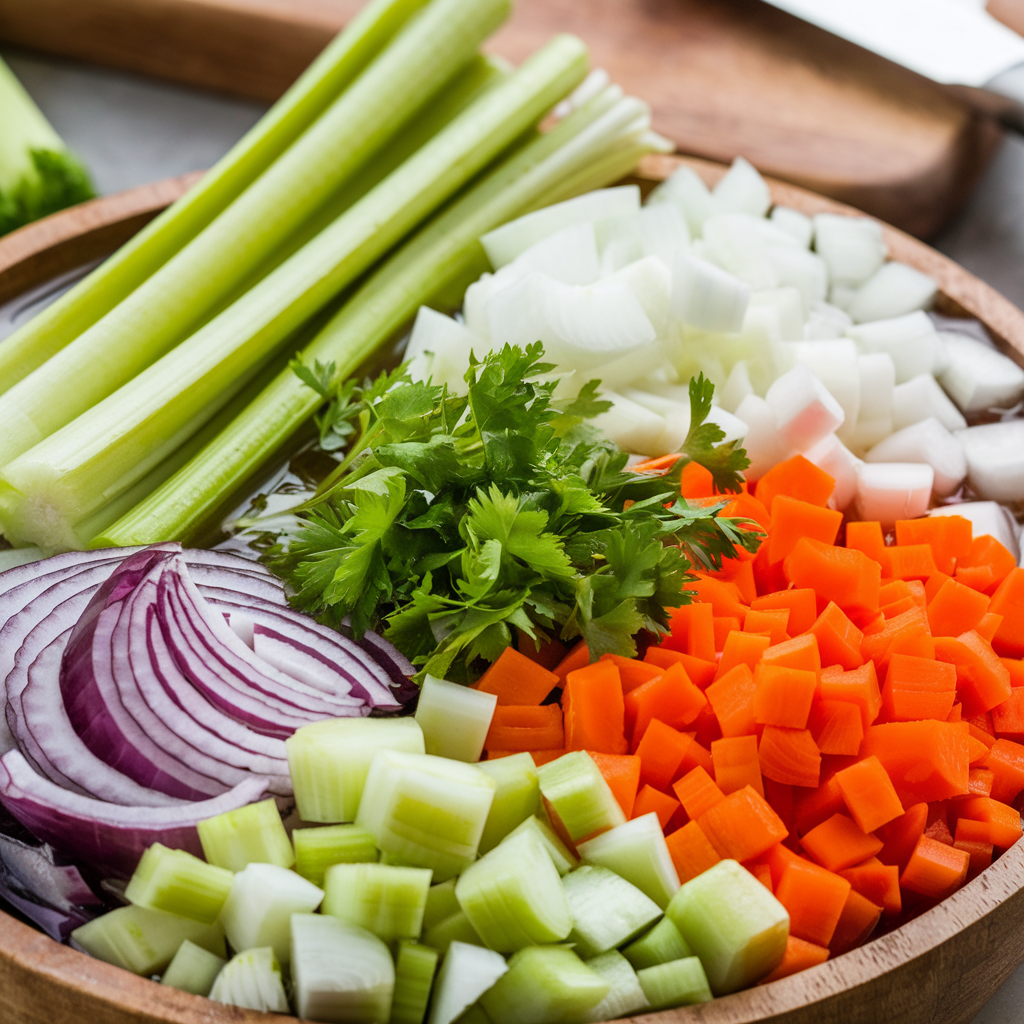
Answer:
[930,502,1020,561]
[955,421,1024,502]
[428,941,509,1024]
[765,364,845,453]
[769,246,829,315]
[634,204,691,263]
[846,262,938,324]
[804,300,853,341]
[937,332,1024,414]
[864,418,967,497]
[749,288,804,342]
[646,166,716,235]
[671,252,750,333]
[712,157,771,218]
[891,373,967,432]
[589,391,675,456]
[802,434,861,511]
[847,311,945,384]
[785,339,860,428]
[509,223,603,287]
[706,405,749,445]
[603,256,672,337]
[701,213,778,290]
[770,206,814,248]
[734,394,790,480]
[839,353,895,454]
[814,213,887,287]
[855,462,934,524]
[719,361,755,414]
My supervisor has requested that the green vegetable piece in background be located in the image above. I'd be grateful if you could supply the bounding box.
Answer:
[423,878,462,931]
[197,796,295,871]
[561,865,662,959]
[0,56,93,238]
[391,940,441,1024]
[415,674,497,762]
[422,909,485,956]
[475,752,540,854]
[537,751,625,843]
[294,823,379,886]
[501,815,578,875]
[124,842,234,924]
[636,957,713,1010]
[581,951,650,1022]
[622,916,692,971]
[160,940,227,997]
[323,862,432,942]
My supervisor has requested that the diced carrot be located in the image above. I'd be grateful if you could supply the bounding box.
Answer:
[743,609,790,646]
[991,688,1024,741]
[758,727,821,788]
[564,661,627,754]
[706,664,758,738]
[983,738,1024,803]
[948,703,963,723]
[861,721,970,805]
[838,857,901,917]
[662,602,716,662]
[775,857,851,946]
[926,577,991,639]
[846,521,889,573]
[900,835,969,899]
[887,544,939,582]
[753,543,789,597]
[808,700,864,756]
[717,631,773,680]
[727,558,759,604]
[784,538,881,623]
[808,602,865,672]
[624,663,707,747]
[552,641,589,684]
[679,460,716,498]
[769,496,843,565]
[925,571,953,604]
[794,774,846,835]
[673,766,725,820]
[953,834,994,876]
[690,574,748,620]
[712,735,763,796]
[967,736,991,766]
[643,648,717,689]
[924,811,953,847]
[759,935,830,984]
[800,813,884,872]
[628,453,684,476]
[881,653,958,723]
[755,455,836,513]
[679,728,715,777]
[934,631,1013,718]
[753,664,818,730]
[877,802,928,871]
[860,606,933,675]
[516,633,568,672]
[957,535,1017,594]
[485,705,565,752]
[761,633,822,675]
[719,491,772,532]
[1002,658,1024,688]
[478,647,561,706]
[749,843,802,891]
[895,516,973,577]
[748,861,774,892]
[819,663,882,731]
[714,617,743,651]
[600,653,662,694]
[751,589,819,636]
[880,595,918,619]
[697,785,789,862]
[763,777,797,839]
[529,749,567,766]
[631,785,680,829]
[828,889,883,956]
[829,756,903,836]
[967,767,994,796]
[635,720,695,791]
[880,579,914,608]
[990,568,1024,658]
[978,613,1005,644]
[955,795,1024,848]
[665,820,721,883]
[588,752,641,818]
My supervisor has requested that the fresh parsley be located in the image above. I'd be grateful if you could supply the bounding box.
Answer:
[266,344,761,681]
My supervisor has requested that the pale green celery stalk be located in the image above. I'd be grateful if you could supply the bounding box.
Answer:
[96,86,655,549]
[0,0,509,474]
[0,0,430,393]
[0,31,585,552]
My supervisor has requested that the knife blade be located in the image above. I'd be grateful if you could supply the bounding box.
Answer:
[760,0,1024,131]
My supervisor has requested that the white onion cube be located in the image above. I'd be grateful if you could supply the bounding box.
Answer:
[864,418,966,497]
[846,262,938,324]
[701,213,778,290]
[712,157,771,218]
[786,339,860,428]
[765,364,845,452]
[855,463,934,524]
[750,288,804,342]
[937,332,1024,414]
[770,206,814,248]
[814,213,887,287]
[671,251,751,333]
[847,311,944,384]
[955,421,1024,503]
[769,246,829,315]
[510,223,602,287]
[734,394,790,480]
[891,373,967,432]
[802,434,861,511]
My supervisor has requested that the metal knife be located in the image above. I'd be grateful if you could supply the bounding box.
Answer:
[760,0,1024,132]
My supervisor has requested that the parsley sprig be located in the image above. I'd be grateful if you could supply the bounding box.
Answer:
[270,344,760,681]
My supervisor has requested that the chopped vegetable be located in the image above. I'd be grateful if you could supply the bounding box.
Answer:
[209,946,290,1013]
[160,939,227,997]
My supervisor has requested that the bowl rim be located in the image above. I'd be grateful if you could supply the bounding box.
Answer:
[0,155,1022,1024]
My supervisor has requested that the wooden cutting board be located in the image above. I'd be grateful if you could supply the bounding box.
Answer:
[0,0,1006,238]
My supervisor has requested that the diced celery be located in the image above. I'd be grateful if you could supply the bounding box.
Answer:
[423,910,484,956]
[666,859,789,995]
[161,940,226,997]
[390,940,440,1024]
[561,865,661,958]
[356,750,495,881]
[475,754,540,854]
[636,958,713,1010]
[502,816,578,876]
[478,946,610,1024]
[294,823,379,886]
[197,796,295,871]
[219,862,325,964]
[124,843,233,924]
[428,940,508,1024]
[576,812,680,909]
[415,675,496,763]
[582,951,649,1023]
[210,946,290,1013]
[292,914,395,1024]
[536,752,625,843]
[71,905,225,976]
[423,878,461,930]
[324,862,432,942]
[453,1006,491,1024]
[622,917,691,971]
[454,825,571,952]
[288,718,425,823]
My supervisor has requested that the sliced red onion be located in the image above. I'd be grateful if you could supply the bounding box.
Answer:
[0,750,268,877]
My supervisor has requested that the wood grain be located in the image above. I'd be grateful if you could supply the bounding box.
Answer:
[0,0,1002,238]
[0,161,1023,1024]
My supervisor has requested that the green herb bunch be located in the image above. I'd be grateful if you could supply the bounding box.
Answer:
[268,344,761,681]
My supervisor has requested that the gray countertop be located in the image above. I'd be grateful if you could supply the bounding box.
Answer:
[3,43,1024,1024]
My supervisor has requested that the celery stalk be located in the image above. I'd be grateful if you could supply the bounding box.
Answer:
[391,940,440,1024]
[124,842,234,924]
[294,824,379,886]
[582,951,649,1023]
[560,865,661,958]
[210,946,290,1013]
[622,917,691,971]
[422,910,484,956]
[161,940,227,997]
[0,31,588,551]
[415,675,497,763]
[323,862,432,942]
[95,87,659,549]
[536,752,626,844]
[636,958,713,1009]
[0,0,430,395]
[501,816,578,876]
[197,796,295,871]
[423,878,461,930]
[475,754,540,854]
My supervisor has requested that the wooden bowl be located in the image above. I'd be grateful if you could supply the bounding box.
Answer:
[1,158,1023,1024]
